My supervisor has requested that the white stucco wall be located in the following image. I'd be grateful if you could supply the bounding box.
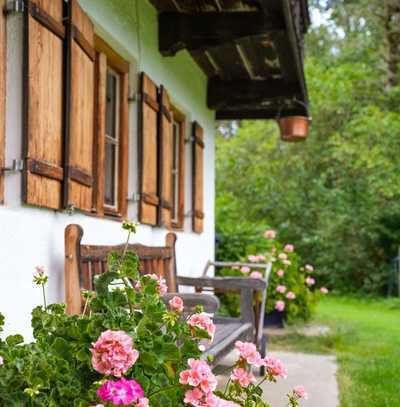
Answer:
[0,0,215,339]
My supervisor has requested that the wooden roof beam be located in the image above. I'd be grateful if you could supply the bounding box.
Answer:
[159,12,285,56]
[216,106,307,120]
[207,78,301,110]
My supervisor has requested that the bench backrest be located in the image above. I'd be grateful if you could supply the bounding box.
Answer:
[65,224,177,315]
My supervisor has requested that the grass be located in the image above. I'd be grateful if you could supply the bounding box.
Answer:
[268,296,400,407]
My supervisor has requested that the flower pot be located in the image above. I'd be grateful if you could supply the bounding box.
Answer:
[278,116,311,142]
[264,310,286,328]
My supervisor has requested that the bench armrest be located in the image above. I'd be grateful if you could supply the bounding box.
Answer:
[177,276,266,327]
[162,292,220,314]
[177,276,267,291]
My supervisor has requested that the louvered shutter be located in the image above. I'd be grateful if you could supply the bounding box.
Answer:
[158,86,174,228]
[192,122,205,233]
[64,0,95,212]
[23,0,65,209]
[138,73,159,225]
[0,0,5,203]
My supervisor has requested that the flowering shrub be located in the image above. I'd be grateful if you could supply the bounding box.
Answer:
[217,229,329,322]
[0,223,308,406]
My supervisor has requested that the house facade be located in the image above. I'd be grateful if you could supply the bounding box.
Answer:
[0,0,309,339]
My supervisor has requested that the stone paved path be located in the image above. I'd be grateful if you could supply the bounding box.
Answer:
[218,350,339,407]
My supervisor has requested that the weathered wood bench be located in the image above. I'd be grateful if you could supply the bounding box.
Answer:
[64,224,268,367]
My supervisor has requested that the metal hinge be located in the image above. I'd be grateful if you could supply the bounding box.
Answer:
[1,159,24,174]
[5,0,25,15]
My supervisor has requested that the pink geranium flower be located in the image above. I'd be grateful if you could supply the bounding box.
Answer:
[264,229,276,239]
[97,378,144,405]
[283,259,291,266]
[284,244,294,253]
[184,388,204,406]
[234,341,264,367]
[306,277,315,286]
[305,264,314,273]
[320,287,329,294]
[179,359,217,394]
[91,330,139,377]
[277,269,285,277]
[257,254,266,262]
[286,291,296,300]
[264,356,287,378]
[0,356,3,365]
[250,271,263,279]
[187,314,216,341]
[276,285,286,294]
[293,385,308,399]
[278,253,288,261]
[240,266,251,274]
[230,368,255,388]
[137,398,150,407]
[248,255,258,263]
[275,300,285,312]
[169,296,184,312]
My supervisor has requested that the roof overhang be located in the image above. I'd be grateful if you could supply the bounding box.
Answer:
[150,0,310,120]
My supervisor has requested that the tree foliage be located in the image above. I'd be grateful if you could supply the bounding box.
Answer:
[216,0,400,294]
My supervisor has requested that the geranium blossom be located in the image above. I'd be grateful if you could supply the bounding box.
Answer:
[286,291,296,300]
[305,264,314,272]
[277,269,285,277]
[275,300,285,312]
[284,244,294,253]
[264,356,287,378]
[283,259,291,266]
[188,314,216,341]
[91,330,139,377]
[234,341,264,367]
[230,368,255,388]
[248,255,258,263]
[278,253,288,261]
[305,277,315,286]
[320,287,329,294]
[0,356,3,365]
[250,271,262,279]
[97,378,145,406]
[276,285,286,294]
[293,385,308,399]
[179,358,218,394]
[240,266,251,274]
[264,229,276,239]
[169,296,184,312]
[147,273,168,295]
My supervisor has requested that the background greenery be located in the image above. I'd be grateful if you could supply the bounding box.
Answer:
[216,0,400,294]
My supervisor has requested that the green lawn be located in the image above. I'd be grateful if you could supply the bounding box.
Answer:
[269,296,400,407]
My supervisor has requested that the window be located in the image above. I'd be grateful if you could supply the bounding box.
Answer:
[171,108,186,229]
[94,36,129,218]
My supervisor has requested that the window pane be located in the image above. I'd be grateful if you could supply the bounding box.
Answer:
[104,142,116,206]
[106,72,117,138]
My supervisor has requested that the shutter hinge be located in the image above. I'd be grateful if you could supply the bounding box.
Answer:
[5,0,25,15]
[1,159,24,174]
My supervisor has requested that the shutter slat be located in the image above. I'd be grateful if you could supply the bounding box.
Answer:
[64,0,95,212]
[192,122,205,233]
[138,73,159,225]
[158,85,174,228]
[23,0,64,210]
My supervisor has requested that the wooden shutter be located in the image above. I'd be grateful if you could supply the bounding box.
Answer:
[64,0,95,212]
[0,0,5,203]
[192,122,205,233]
[23,0,65,209]
[158,86,174,228]
[138,72,159,225]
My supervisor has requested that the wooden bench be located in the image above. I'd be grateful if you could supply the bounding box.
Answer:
[64,224,268,367]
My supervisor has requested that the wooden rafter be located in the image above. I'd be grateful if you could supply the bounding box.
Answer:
[159,11,285,56]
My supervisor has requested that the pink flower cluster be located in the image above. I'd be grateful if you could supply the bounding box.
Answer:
[169,295,184,312]
[264,229,276,239]
[286,291,296,300]
[264,356,288,378]
[248,254,266,263]
[284,244,294,253]
[188,314,216,341]
[277,269,285,277]
[276,285,286,294]
[91,330,139,377]
[148,273,168,295]
[230,368,255,388]
[97,378,149,406]
[306,276,315,286]
[0,356,3,365]
[240,266,250,274]
[320,287,329,294]
[250,271,263,279]
[293,385,308,400]
[275,300,285,312]
[305,264,314,273]
[234,341,264,367]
